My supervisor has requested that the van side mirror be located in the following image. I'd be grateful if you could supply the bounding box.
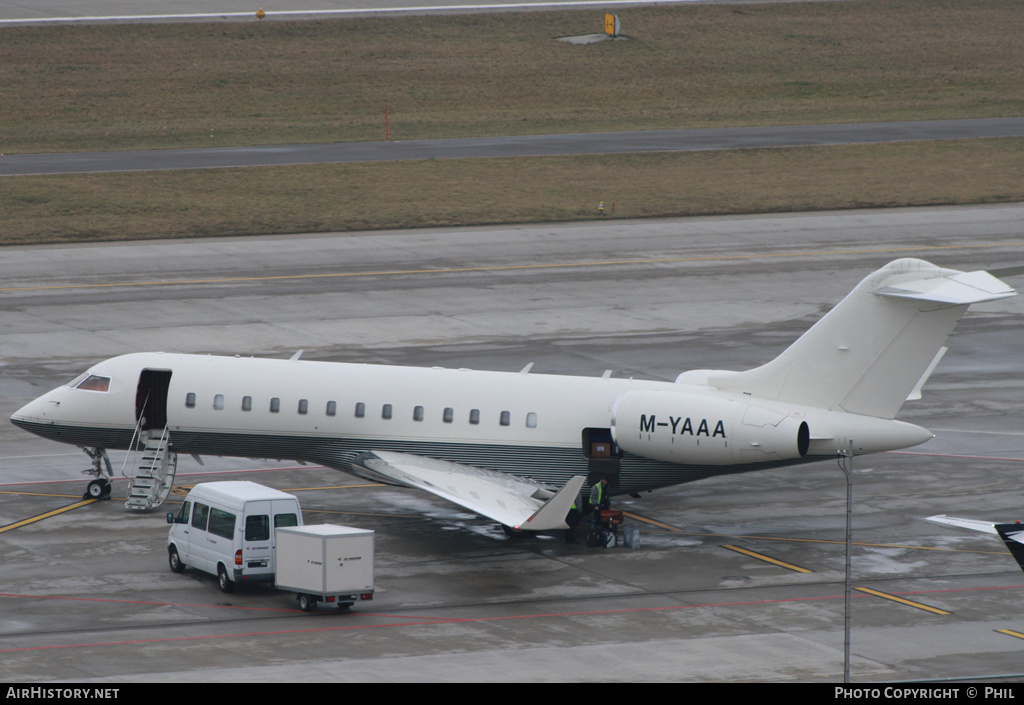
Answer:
[166,512,175,524]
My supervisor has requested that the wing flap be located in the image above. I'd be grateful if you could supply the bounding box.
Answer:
[350,450,584,531]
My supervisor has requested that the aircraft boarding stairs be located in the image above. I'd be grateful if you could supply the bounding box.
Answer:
[124,426,177,511]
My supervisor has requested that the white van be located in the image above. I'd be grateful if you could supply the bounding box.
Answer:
[166,481,303,593]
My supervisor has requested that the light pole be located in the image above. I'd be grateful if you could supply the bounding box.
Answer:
[837,440,854,683]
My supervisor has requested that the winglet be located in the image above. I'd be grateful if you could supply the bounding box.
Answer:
[522,475,586,531]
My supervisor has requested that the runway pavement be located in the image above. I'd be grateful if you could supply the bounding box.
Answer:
[4,118,1024,176]
[0,0,706,23]
[2,205,1024,682]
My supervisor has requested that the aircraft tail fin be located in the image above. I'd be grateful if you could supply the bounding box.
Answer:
[994,524,1024,574]
[707,259,1014,419]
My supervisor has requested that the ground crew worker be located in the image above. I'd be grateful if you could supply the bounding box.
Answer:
[598,201,606,217]
[590,476,610,511]
[589,476,610,527]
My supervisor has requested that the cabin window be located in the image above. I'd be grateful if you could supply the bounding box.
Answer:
[270,397,280,413]
[413,405,424,421]
[191,502,210,531]
[326,401,337,416]
[298,399,309,415]
[245,515,270,541]
[242,396,252,411]
[213,394,225,410]
[526,412,538,429]
[355,402,365,418]
[382,404,393,420]
[208,508,236,540]
[500,411,511,426]
[185,393,196,409]
[75,375,111,393]
[469,409,480,425]
[443,407,454,423]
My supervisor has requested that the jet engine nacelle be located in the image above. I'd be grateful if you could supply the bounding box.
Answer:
[611,390,809,466]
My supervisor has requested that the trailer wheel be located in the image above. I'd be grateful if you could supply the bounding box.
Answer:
[298,594,317,612]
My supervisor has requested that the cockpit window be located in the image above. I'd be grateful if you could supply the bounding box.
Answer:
[65,372,90,388]
[72,375,111,393]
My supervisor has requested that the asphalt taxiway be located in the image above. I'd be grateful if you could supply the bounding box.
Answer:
[2,205,1024,682]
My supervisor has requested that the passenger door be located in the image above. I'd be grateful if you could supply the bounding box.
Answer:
[188,501,211,574]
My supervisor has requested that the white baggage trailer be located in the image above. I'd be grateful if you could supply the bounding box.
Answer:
[275,524,374,612]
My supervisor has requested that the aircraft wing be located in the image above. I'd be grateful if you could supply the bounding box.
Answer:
[926,515,1024,573]
[350,450,585,531]
[925,514,1000,535]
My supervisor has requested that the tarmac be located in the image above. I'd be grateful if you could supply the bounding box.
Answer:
[2,205,1024,682]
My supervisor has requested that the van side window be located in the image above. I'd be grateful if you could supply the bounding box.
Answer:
[245,515,270,541]
[275,513,299,528]
[208,508,236,540]
[191,502,210,530]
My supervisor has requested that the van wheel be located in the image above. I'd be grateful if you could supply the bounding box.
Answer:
[217,564,234,593]
[168,546,185,574]
[298,594,316,612]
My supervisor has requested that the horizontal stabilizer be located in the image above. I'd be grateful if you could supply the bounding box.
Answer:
[874,269,1015,304]
[350,450,584,531]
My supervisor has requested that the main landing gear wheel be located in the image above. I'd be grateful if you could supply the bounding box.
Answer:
[84,478,111,500]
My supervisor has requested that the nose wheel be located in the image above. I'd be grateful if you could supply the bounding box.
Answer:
[84,478,112,500]
[80,447,114,500]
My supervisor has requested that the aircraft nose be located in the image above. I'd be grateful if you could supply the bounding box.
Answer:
[10,393,60,431]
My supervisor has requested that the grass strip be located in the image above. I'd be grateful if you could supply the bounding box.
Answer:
[1,0,1022,153]
[4,138,1022,245]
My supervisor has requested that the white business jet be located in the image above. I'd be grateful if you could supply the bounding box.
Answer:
[10,258,1015,534]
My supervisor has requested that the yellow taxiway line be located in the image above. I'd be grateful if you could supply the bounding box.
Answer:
[855,587,950,615]
[0,498,98,534]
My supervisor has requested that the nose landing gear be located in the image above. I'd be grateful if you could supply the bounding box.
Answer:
[81,447,113,500]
